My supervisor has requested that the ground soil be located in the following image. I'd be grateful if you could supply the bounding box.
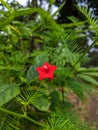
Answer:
[66,91,98,129]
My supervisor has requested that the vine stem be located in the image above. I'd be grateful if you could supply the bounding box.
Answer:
[62,86,65,104]
[0,107,44,127]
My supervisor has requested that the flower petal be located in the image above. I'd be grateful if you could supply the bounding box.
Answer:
[36,62,57,80]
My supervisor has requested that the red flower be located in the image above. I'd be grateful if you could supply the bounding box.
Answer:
[36,62,57,80]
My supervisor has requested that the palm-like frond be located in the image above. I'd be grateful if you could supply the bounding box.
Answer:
[16,86,43,106]
[52,34,83,68]
[43,113,78,130]
[65,77,94,101]
[0,115,19,130]
[65,77,84,101]
[61,34,82,52]
[77,6,98,36]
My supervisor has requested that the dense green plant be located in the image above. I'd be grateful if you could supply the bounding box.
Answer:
[0,0,98,130]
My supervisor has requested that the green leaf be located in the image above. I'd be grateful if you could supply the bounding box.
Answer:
[0,84,20,106]
[34,54,49,66]
[49,0,55,5]
[77,67,98,72]
[0,65,22,71]
[78,74,98,86]
[26,65,38,82]
[66,78,85,101]
[26,54,48,82]
[56,67,73,77]
[44,113,79,130]
[0,0,11,11]
[0,8,37,28]
[77,6,98,35]
[13,8,37,18]
[31,95,51,112]
[81,72,98,77]
[0,14,14,28]
[95,40,98,45]
[0,116,19,130]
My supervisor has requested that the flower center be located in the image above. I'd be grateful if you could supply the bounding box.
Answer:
[43,65,49,73]
[43,66,48,69]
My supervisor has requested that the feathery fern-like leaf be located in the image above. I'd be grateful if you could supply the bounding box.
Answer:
[43,113,79,130]
[77,6,98,36]
[0,116,19,130]
[16,86,43,106]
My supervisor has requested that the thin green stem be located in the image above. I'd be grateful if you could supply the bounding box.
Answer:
[62,86,65,104]
[20,38,25,53]
[52,0,66,17]
[2,51,10,66]
[0,107,44,127]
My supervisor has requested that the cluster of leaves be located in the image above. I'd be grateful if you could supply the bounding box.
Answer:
[0,0,98,130]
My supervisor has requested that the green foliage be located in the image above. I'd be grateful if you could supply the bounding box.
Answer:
[0,84,20,106]
[0,116,19,130]
[0,1,98,130]
[77,6,98,38]
[44,113,78,130]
